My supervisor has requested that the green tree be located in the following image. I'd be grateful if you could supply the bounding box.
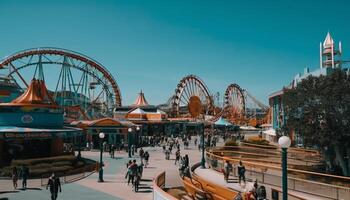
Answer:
[282,69,350,176]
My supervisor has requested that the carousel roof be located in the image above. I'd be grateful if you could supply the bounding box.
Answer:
[132,90,149,107]
[0,78,58,108]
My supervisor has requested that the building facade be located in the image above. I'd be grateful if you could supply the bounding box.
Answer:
[269,32,348,140]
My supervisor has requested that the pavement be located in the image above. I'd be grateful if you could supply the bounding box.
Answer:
[0,138,203,200]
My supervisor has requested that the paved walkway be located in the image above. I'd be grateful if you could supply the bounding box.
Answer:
[1,139,203,200]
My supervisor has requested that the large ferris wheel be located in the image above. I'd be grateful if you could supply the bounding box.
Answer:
[0,47,122,120]
[172,74,214,117]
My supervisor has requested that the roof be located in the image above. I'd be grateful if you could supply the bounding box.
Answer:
[263,128,276,136]
[323,32,334,48]
[71,118,135,127]
[130,107,146,114]
[132,90,149,106]
[0,126,82,139]
[0,79,58,108]
[0,126,81,133]
[214,117,232,126]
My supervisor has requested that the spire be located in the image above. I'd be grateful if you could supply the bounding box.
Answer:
[8,79,57,107]
[323,31,334,48]
[132,90,149,106]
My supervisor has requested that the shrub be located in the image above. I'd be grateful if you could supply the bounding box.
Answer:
[225,139,238,146]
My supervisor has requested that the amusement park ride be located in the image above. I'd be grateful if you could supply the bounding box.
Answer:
[0,47,269,126]
[160,74,270,126]
[0,48,122,121]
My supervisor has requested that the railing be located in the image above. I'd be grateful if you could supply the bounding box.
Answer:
[190,162,307,200]
[153,171,178,200]
[41,162,97,187]
[206,150,350,200]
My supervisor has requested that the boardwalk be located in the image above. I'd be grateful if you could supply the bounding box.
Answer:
[0,141,202,200]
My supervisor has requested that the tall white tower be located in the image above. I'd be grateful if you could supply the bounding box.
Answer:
[320,32,342,68]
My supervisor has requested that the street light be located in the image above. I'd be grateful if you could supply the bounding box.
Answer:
[201,123,206,169]
[278,136,291,200]
[136,126,140,148]
[128,128,132,158]
[98,132,105,182]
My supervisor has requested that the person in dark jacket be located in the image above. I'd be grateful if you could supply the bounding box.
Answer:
[46,173,61,200]
[20,165,29,189]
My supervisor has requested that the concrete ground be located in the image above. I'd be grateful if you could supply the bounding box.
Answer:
[0,139,203,200]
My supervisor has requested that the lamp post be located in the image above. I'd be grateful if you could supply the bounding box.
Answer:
[136,126,140,148]
[278,136,291,200]
[200,124,206,168]
[98,132,105,182]
[128,128,132,158]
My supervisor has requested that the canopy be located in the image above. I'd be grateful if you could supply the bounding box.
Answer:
[0,126,82,139]
[263,128,276,136]
[0,79,58,108]
[214,117,232,126]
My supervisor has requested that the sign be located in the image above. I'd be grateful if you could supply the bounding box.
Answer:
[21,114,34,124]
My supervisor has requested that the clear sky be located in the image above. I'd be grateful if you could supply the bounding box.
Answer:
[0,0,349,105]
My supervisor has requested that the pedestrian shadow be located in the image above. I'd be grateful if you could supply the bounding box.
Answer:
[0,198,9,200]
[136,186,153,193]
[18,187,42,191]
[0,190,19,194]
[110,157,124,160]
[144,166,156,169]
[140,179,152,182]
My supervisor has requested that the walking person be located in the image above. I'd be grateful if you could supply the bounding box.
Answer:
[12,166,18,189]
[144,151,150,168]
[183,154,189,168]
[139,148,144,164]
[175,149,181,165]
[46,173,61,200]
[237,161,246,185]
[125,160,132,182]
[20,165,29,189]
[223,160,231,182]
[127,160,138,185]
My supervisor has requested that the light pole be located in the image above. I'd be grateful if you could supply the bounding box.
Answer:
[200,123,206,168]
[128,128,132,158]
[278,136,291,200]
[136,126,140,148]
[98,132,105,182]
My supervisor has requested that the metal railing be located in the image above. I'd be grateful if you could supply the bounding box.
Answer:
[206,151,350,200]
[41,163,97,187]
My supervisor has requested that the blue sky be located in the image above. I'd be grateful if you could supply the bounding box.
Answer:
[0,0,349,105]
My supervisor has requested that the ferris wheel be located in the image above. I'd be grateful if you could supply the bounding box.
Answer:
[0,47,122,120]
[223,83,245,116]
[172,74,214,117]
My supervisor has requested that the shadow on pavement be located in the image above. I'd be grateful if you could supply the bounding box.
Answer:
[141,179,152,182]
[0,190,19,194]
[144,167,156,169]
[19,187,42,191]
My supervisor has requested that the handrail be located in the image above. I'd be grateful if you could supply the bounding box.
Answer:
[153,171,177,200]
[207,150,350,182]
[192,163,313,200]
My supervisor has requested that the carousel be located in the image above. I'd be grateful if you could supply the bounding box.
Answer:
[0,78,82,165]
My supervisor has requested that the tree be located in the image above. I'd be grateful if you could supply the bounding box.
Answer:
[282,69,350,176]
